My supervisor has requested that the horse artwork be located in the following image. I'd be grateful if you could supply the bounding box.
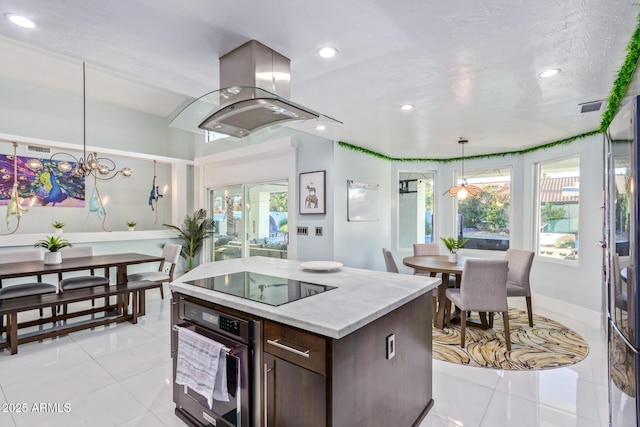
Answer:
[305,184,318,208]
[299,171,325,214]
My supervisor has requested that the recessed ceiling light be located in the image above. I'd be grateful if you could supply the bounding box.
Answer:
[538,68,561,78]
[317,46,338,58]
[400,104,414,111]
[316,125,326,131]
[5,13,36,29]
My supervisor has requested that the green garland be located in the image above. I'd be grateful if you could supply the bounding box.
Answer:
[339,10,640,163]
[338,130,600,163]
[600,12,640,132]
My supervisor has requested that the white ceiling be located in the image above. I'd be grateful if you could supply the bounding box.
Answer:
[0,0,636,158]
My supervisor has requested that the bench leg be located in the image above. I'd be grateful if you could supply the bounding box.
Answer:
[139,290,147,316]
[8,313,18,355]
[131,291,139,324]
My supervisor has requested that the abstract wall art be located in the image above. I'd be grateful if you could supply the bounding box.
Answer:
[0,155,85,207]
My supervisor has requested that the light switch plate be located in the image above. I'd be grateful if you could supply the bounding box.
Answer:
[386,334,396,359]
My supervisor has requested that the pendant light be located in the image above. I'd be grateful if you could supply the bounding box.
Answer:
[27,62,132,180]
[445,139,482,199]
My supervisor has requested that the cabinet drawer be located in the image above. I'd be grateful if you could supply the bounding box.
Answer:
[263,320,327,375]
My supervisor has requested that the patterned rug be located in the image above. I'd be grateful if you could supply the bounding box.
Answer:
[432,308,589,370]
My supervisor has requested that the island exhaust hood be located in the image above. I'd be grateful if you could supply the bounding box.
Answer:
[169,40,340,139]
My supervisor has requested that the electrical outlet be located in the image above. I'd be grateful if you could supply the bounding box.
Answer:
[297,226,308,235]
[386,334,396,359]
[315,227,323,236]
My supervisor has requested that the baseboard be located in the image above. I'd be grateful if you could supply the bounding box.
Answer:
[509,292,603,329]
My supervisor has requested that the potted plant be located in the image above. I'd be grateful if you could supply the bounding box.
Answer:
[52,221,65,235]
[440,237,469,263]
[164,209,215,270]
[34,235,72,264]
[126,220,137,231]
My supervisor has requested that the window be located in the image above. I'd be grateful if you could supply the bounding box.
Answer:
[537,157,579,261]
[455,168,511,251]
[398,172,435,248]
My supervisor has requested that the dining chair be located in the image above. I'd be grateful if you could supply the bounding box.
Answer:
[127,244,181,299]
[382,248,399,273]
[58,246,110,315]
[0,249,57,336]
[504,248,535,327]
[445,259,511,350]
[412,243,439,276]
[412,243,447,319]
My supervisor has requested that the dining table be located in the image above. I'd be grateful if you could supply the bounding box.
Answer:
[0,252,165,286]
[403,254,468,329]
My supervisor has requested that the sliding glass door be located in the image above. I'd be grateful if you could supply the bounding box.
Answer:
[245,181,288,259]
[211,180,288,261]
[212,186,244,261]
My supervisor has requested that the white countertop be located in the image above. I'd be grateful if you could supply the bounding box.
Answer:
[170,257,440,339]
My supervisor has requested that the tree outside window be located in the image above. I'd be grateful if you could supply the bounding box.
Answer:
[456,168,511,251]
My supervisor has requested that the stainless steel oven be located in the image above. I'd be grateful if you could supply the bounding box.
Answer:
[172,294,260,427]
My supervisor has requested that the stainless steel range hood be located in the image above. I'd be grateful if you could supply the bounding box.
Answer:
[169,40,340,139]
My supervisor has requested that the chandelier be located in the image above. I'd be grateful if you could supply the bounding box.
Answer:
[444,138,482,199]
[26,62,132,180]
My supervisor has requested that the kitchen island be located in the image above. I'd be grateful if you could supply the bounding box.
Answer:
[170,256,440,427]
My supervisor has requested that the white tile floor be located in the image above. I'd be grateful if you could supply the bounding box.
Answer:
[0,287,609,427]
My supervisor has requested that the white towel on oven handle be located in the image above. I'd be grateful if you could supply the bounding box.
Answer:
[213,351,229,402]
[175,327,229,409]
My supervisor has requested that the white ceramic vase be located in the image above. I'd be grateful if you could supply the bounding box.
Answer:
[128,227,135,231]
[448,253,458,263]
[54,228,63,236]
[44,251,62,265]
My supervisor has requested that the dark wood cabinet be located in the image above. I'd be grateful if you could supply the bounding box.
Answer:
[263,319,328,426]
[261,292,434,427]
[264,353,326,427]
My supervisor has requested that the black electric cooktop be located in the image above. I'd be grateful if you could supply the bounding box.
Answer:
[184,271,337,306]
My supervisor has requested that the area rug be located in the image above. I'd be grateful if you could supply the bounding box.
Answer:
[432,308,589,370]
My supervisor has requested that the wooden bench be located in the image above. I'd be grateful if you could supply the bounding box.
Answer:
[0,280,157,355]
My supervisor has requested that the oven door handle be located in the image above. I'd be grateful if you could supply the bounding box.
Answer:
[266,338,310,358]
[172,324,233,355]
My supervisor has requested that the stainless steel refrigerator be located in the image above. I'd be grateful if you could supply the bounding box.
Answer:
[606,95,640,426]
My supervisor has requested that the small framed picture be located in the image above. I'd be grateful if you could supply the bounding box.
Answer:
[299,170,326,214]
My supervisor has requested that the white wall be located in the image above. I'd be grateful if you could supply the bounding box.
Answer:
[0,76,197,161]
[296,135,334,262]
[523,134,604,313]
[333,145,391,269]
[0,64,194,262]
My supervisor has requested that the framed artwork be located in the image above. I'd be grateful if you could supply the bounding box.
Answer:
[0,154,85,207]
[299,170,326,214]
